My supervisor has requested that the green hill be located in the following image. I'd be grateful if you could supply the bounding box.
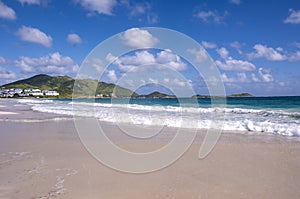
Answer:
[138,91,176,98]
[1,74,138,98]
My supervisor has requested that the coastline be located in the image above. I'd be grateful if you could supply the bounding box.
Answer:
[1,99,300,198]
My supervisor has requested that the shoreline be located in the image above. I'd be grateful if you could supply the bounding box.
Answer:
[0,98,299,142]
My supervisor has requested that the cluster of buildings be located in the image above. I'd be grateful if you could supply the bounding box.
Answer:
[0,88,59,98]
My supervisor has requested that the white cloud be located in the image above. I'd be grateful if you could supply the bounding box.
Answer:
[106,53,118,63]
[216,47,256,72]
[109,49,186,72]
[221,73,235,83]
[67,33,82,45]
[230,41,243,54]
[201,41,217,49]
[106,70,117,82]
[15,52,78,74]
[237,72,248,82]
[118,51,155,72]
[0,67,16,79]
[258,68,273,82]
[251,68,274,83]
[120,28,159,48]
[18,0,43,5]
[195,10,227,24]
[156,49,186,71]
[229,0,241,5]
[284,9,300,24]
[188,48,209,63]
[173,78,192,87]
[148,78,158,84]
[216,47,229,59]
[0,1,17,20]
[83,58,104,73]
[221,72,248,83]
[251,73,260,82]
[16,26,53,48]
[76,0,117,16]
[248,44,286,61]
[216,58,256,72]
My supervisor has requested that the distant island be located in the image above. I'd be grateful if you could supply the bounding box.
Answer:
[0,74,254,99]
[192,92,254,98]
[137,91,176,99]
[227,93,254,97]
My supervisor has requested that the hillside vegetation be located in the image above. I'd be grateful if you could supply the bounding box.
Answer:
[2,74,137,98]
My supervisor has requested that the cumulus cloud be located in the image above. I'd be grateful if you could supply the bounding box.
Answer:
[188,48,209,62]
[17,0,43,5]
[76,0,117,15]
[16,26,53,48]
[172,78,192,87]
[108,49,186,72]
[156,49,186,70]
[117,51,155,72]
[248,44,286,61]
[221,72,249,83]
[201,41,217,49]
[251,68,274,83]
[216,58,256,72]
[195,10,227,24]
[0,67,16,79]
[284,9,300,24]
[67,33,82,45]
[216,47,256,72]
[120,28,159,48]
[106,70,117,82]
[251,73,260,82]
[222,73,244,83]
[221,73,234,83]
[14,52,78,74]
[216,47,229,59]
[258,68,273,82]
[106,53,118,63]
[0,1,17,20]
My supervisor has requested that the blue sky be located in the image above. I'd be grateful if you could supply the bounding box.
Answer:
[0,0,299,96]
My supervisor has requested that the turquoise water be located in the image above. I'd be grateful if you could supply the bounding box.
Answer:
[17,96,300,137]
[58,96,300,109]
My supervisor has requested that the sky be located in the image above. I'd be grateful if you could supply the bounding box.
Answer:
[0,0,299,96]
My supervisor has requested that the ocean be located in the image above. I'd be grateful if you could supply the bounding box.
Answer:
[16,96,300,137]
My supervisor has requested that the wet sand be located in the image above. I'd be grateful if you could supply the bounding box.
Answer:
[0,99,300,199]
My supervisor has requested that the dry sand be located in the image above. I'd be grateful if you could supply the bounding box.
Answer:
[0,100,300,199]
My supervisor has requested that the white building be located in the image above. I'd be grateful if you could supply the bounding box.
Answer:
[43,90,59,96]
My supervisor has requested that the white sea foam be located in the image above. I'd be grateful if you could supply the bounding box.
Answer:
[17,98,300,137]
